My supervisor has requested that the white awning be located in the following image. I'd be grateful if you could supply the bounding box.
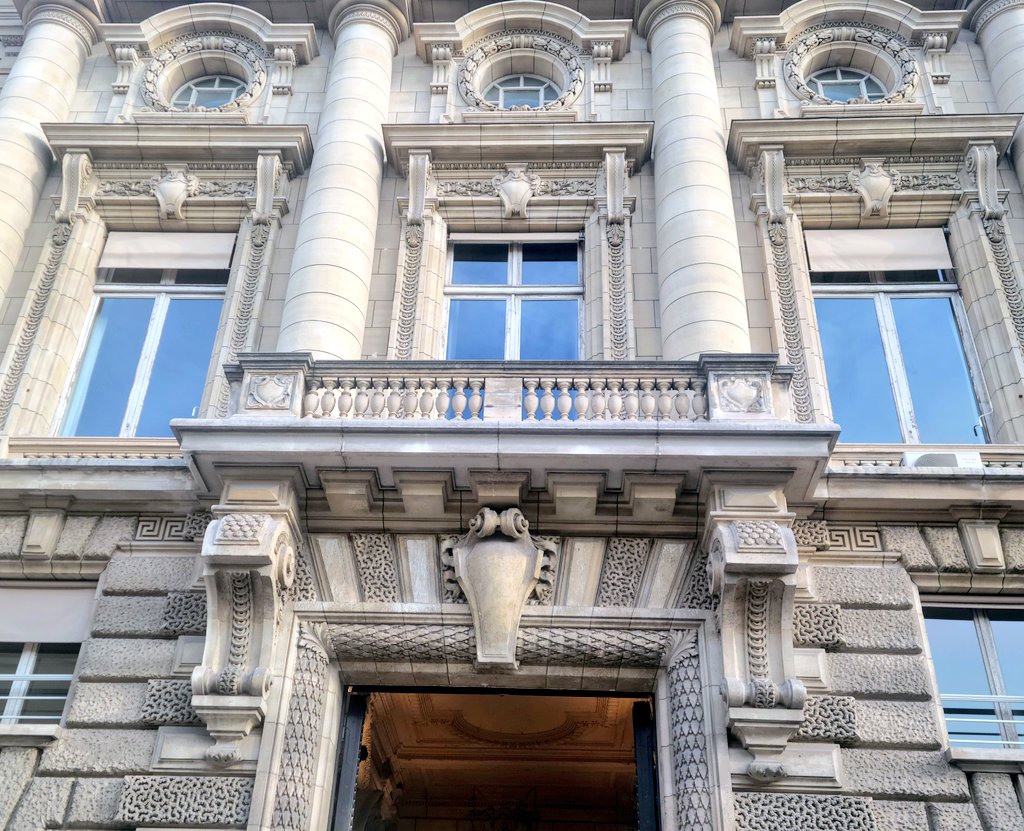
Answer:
[99,232,236,270]
[0,586,96,642]
[804,228,953,273]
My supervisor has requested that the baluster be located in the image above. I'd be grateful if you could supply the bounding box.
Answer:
[691,379,708,421]
[556,380,573,421]
[657,380,673,421]
[674,379,691,422]
[639,380,656,421]
[590,380,607,420]
[573,380,590,421]
[524,380,540,420]
[623,380,639,421]
[320,379,338,418]
[336,380,354,418]
[539,379,556,421]
[451,379,468,420]
[419,379,436,419]
[606,380,623,420]
[353,379,370,418]
[370,380,386,419]
[468,380,484,420]
[303,379,321,418]
[435,380,451,419]
[386,380,403,418]
[402,379,419,419]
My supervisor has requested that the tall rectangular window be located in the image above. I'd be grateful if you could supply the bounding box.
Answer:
[445,239,582,361]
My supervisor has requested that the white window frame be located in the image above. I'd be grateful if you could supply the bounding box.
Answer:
[0,642,78,726]
[442,233,584,361]
[59,268,226,438]
[482,74,561,109]
[813,274,989,444]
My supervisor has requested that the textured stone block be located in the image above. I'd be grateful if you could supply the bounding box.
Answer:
[971,772,1024,831]
[839,609,922,653]
[811,566,915,608]
[797,695,857,744]
[67,682,148,727]
[869,800,928,831]
[116,776,254,826]
[842,749,969,799]
[39,729,157,775]
[0,515,29,558]
[998,527,1024,572]
[102,555,197,594]
[921,526,970,572]
[55,516,138,562]
[827,653,933,698]
[91,596,169,637]
[734,793,874,830]
[67,778,125,827]
[880,526,935,571]
[162,592,207,635]
[926,802,983,831]
[141,679,200,726]
[77,638,177,680]
[793,604,843,649]
[854,700,942,749]
[0,747,38,827]
[55,516,100,559]
[8,777,74,831]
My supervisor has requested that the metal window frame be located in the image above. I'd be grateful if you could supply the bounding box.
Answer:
[57,268,225,438]
[813,278,989,444]
[442,239,584,361]
[0,643,77,726]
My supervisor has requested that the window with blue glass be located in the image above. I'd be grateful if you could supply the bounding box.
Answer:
[445,239,582,361]
[813,268,985,444]
[923,607,1024,750]
[62,267,226,438]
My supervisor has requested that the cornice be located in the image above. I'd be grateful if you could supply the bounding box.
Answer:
[966,0,1024,35]
[24,2,98,46]
[636,0,721,41]
[327,0,409,51]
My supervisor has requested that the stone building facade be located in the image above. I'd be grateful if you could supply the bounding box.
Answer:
[1,0,1024,829]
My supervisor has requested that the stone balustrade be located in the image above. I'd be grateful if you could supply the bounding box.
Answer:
[228,354,794,423]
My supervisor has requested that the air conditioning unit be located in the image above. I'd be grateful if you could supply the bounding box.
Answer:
[900,451,983,469]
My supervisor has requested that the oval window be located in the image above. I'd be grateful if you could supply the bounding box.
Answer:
[171,75,247,109]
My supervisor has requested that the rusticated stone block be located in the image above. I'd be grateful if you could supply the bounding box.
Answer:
[67,778,125,827]
[839,609,922,653]
[921,526,970,572]
[734,793,874,830]
[842,749,969,799]
[77,638,176,680]
[998,527,1024,572]
[793,604,844,649]
[117,776,254,826]
[797,695,857,744]
[827,653,932,698]
[66,682,148,727]
[811,566,915,609]
[880,526,935,572]
[0,515,28,558]
[83,517,138,560]
[8,777,73,831]
[870,800,928,831]
[141,679,200,726]
[103,555,197,595]
[162,592,207,635]
[971,772,1024,831]
[91,596,169,637]
[39,729,157,775]
[854,700,942,749]
[0,748,38,827]
[926,802,983,831]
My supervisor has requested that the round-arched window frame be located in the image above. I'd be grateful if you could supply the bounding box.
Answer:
[806,67,886,103]
[482,74,561,109]
[171,75,247,109]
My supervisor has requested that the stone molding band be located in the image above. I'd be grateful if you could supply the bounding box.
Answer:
[968,0,1024,36]
[639,0,719,42]
[328,2,406,52]
[26,4,98,48]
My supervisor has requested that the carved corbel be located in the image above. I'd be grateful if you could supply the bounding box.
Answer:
[705,483,805,782]
[966,141,1004,221]
[923,33,950,85]
[271,45,297,94]
[152,164,200,220]
[430,43,453,94]
[391,150,434,360]
[493,165,541,219]
[112,44,139,94]
[600,148,635,360]
[54,151,94,225]
[440,507,555,668]
[849,157,897,219]
[252,151,283,225]
[191,510,298,765]
[592,41,613,92]
[751,38,778,89]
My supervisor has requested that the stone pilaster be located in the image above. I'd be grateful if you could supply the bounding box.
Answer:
[276,1,408,359]
[638,0,750,360]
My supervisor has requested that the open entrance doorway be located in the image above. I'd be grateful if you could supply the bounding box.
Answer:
[335,692,659,831]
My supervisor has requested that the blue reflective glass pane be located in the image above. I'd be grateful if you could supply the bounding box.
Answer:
[989,612,1024,695]
[891,297,982,443]
[815,297,902,442]
[522,243,579,285]
[520,300,579,360]
[135,298,222,437]
[64,297,153,437]
[447,299,506,359]
[451,244,508,285]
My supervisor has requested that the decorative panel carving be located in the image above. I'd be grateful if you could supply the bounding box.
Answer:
[117,775,253,826]
[596,537,651,607]
[141,679,201,726]
[351,534,401,603]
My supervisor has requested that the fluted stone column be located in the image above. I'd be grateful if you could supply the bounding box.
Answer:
[0,4,96,311]
[970,0,1024,191]
[639,0,750,360]
[277,2,405,359]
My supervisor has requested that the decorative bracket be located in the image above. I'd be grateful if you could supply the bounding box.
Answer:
[54,150,94,225]
[271,45,297,94]
[152,164,199,220]
[111,44,138,95]
[430,43,453,95]
[441,507,555,668]
[849,157,897,219]
[252,151,282,225]
[493,165,541,219]
[592,41,613,92]
[966,141,1004,221]
[923,32,950,85]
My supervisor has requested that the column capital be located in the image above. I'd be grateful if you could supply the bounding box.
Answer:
[23,2,98,48]
[966,0,1024,36]
[327,0,409,53]
[636,0,720,43]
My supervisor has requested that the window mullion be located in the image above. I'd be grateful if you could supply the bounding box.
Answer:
[3,644,37,725]
[975,612,1018,747]
[121,294,169,437]
[875,293,920,443]
[507,296,520,360]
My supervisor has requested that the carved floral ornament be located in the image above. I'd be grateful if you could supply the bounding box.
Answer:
[783,24,919,105]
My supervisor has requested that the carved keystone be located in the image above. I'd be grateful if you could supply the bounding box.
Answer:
[442,507,554,669]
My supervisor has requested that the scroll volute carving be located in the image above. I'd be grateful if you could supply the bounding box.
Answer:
[442,507,553,668]
[191,511,296,766]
